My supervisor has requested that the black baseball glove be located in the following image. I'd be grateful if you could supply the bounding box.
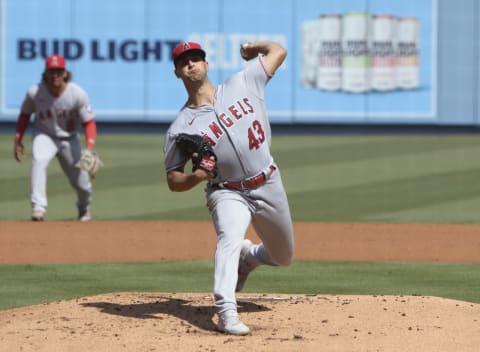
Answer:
[175,133,218,177]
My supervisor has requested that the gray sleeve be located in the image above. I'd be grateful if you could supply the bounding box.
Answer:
[243,55,270,99]
[76,88,94,123]
[20,86,37,114]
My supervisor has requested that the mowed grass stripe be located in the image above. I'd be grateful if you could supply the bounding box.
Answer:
[288,167,480,222]
[2,134,480,222]
[0,162,165,203]
[108,164,480,221]
[280,142,480,194]
[0,134,164,180]
[273,136,480,167]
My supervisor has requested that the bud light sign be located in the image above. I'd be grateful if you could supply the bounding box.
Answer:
[1,0,437,123]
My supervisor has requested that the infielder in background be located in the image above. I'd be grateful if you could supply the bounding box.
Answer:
[163,41,295,335]
[14,54,97,222]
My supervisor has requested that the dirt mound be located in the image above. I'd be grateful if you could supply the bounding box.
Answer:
[2,221,480,350]
[1,292,479,352]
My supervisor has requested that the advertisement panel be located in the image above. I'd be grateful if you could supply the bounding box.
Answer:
[0,0,437,123]
[294,0,437,122]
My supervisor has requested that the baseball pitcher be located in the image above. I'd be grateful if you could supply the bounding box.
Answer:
[163,41,295,335]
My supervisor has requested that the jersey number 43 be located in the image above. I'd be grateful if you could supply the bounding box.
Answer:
[248,120,266,150]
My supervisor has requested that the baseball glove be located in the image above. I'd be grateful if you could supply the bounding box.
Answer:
[175,133,217,176]
[75,149,104,178]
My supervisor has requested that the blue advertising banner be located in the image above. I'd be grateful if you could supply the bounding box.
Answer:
[0,0,437,123]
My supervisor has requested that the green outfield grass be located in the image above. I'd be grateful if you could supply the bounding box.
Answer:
[2,134,480,222]
[1,133,480,310]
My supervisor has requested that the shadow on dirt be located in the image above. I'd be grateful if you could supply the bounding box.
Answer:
[81,295,270,332]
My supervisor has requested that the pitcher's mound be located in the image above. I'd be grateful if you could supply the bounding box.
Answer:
[1,292,479,352]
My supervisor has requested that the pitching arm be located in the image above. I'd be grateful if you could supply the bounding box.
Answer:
[240,41,287,76]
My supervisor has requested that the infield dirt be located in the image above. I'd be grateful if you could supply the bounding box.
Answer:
[1,221,480,351]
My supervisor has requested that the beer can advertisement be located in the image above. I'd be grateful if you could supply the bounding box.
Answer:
[296,0,436,121]
[0,0,437,123]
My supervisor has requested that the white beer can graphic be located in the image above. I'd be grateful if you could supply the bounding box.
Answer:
[370,15,396,91]
[395,17,420,89]
[316,14,342,91]
[301,20,322,88]
[342,12,370,93]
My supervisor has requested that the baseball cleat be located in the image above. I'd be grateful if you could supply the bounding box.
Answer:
[31,209,45,222]
[78,208,92,222]
[236,239,254,292]
[217,311,250,335]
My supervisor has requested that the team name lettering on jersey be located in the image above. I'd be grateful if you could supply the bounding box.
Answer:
[37,108,75,121]
[200,97,255,146]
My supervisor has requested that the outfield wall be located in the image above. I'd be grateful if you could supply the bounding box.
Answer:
[0,0,477,126]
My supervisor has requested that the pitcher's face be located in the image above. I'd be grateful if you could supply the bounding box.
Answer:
[175,54,208,83]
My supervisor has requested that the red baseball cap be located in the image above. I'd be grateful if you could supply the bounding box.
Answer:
[172,42,206,66]
[45,55,66,70]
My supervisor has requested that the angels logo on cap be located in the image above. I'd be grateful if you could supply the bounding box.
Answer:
[172,42,206,66]
[45,55,66,70]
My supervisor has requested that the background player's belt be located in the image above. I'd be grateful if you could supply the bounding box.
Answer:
[217,165,276,190]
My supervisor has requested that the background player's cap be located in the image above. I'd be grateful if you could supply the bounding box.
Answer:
[172,42,206,66]
[45,55,66,70]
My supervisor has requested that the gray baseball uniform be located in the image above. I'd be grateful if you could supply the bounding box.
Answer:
[20,81,94,215]
[164,55,294,315]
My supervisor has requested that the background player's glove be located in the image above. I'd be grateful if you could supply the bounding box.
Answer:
[175,133,218,177]
[75,149,104,178]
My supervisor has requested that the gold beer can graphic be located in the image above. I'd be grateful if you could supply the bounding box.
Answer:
[316,14,342,91]
[395,17,420,89]
[370,14,396,91]
[342,12,370,93]
[301,20,322,88]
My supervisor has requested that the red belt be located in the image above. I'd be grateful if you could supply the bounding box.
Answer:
[217,165,276,190]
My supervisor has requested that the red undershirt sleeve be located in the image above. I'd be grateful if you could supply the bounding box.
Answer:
[82,119,97,149]
[14,113,31,143]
